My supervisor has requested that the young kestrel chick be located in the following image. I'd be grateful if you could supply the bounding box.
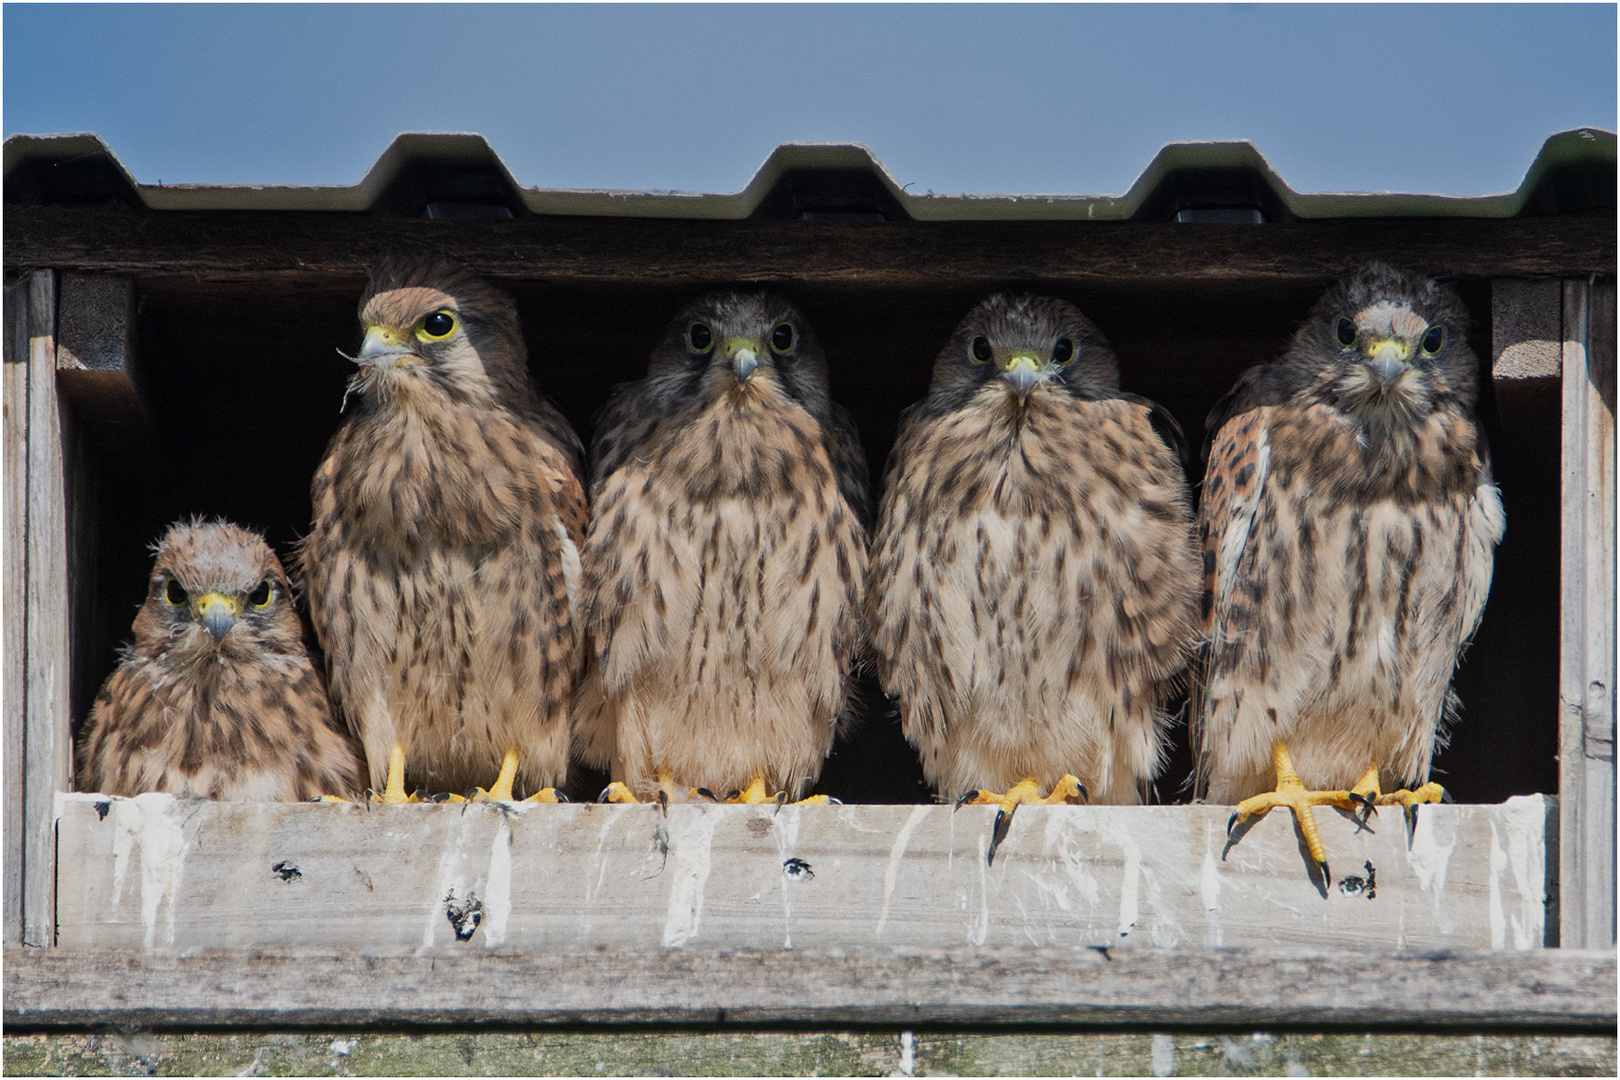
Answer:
[1196,263,1505,880]
[869,295,1200,857]
[77,519,365,801]
[574,291,871,805]
[300,256,587,802]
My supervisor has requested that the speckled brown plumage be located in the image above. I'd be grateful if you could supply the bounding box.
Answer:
[573,292,871,801]
[77,519,365,801]
[1194,263,1505,805]
[299,255,587,799]
[868,295,1201,804]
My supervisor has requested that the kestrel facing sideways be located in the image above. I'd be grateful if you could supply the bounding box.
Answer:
[574,291,871,805]
[1196,263,1505,880]
[300,255,587,802]
[868,295,1201,859]
[77,519,366,801]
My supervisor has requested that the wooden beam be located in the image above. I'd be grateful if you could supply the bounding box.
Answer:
[55,796,1553,952]
[1492,278,1563,379]
[1560,277,1617,949]
[54,272,149,442]
[22,271,69,949]
[2,207,1612,286]
[4,945,1613,1030]
[3,281,28,948]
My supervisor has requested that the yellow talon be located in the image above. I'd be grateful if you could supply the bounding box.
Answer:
[721,776,830,806]
[368,742,422,804]
[1228,743,1361,880]
[955,775,1088,866]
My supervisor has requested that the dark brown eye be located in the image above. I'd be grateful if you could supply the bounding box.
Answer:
[770,323,795,354]
[420,311,456,339]
[164,579,188,606]
[1053,337,1074,364]
[1421,325,1445,355]
[971,336,993,364]
[1336,318,1357,347]
[249,580,273,608]
[689,323,713,352]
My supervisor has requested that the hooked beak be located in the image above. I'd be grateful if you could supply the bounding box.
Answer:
[1365,339,1411,390]
[357,326,416,369]
[726,339,760,383]
[1000,354,1044,402]
[194,593,241,643]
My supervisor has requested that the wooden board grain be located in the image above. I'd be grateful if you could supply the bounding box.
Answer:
[23,271,68,949]
[4,944,1612,1030]
[1560,277,1618,950]
[2,208,1612,286]
[54,796,1552,953]
[1492,278,1564,379]
[3,279,29,947]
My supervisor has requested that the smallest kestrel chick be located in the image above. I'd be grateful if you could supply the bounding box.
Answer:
[77,519,366,801]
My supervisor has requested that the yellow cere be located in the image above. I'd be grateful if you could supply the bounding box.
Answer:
[1367,338,1411,361]
[194,592,241,619]
[1004,353,1041,372]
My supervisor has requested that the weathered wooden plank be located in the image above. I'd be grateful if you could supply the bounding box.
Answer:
[3,279,29,948]
[4,944,1612,1029]
[4,1029,1615,1078]
[22,271,68,949]
[54,796,1551,952]
[54,272,149,442]
[2,208,1612,285]
[1560,277,1617,950]
[1492,278,1563,378]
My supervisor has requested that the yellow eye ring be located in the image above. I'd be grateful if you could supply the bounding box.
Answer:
[1421,325,1446,355]
[770,323,795,354]
[418,310,457,341]
[163,578,188,606]
[249,580,273,609]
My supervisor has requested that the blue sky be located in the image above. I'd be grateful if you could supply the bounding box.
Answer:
[4,3,1615,197]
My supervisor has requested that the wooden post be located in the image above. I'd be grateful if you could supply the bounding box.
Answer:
[21,270,69,948]
[3,281,29,947]
[1559,276,1617,949]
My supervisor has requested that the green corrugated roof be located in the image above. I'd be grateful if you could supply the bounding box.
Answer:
[3,129,1613,220]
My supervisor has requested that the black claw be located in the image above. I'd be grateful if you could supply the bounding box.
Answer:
[695,787,721,802]
[1076,782,1089,804]
[553,792,570,803]
[954,790,981,811]
[826,796,843,805]
[1405,803,1421,839]
[987,804,1017,866]
[1226,811,1240,837]
[1439,787,1455,804]
[596,786,614,803]
[1320,861,1332,889]
[724,789,742,803]
[429,792,452,804]
[656,790,668,814]
[1348,792,1374,825]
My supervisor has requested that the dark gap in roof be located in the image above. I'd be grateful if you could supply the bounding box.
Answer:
[750,168,908,221]
[4,150,140,209]
[1518,154,1618,218]
[1132,165,1294,224]
[370,158,525,220]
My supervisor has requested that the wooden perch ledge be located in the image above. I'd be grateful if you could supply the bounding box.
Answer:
[5,944,1614,1030]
